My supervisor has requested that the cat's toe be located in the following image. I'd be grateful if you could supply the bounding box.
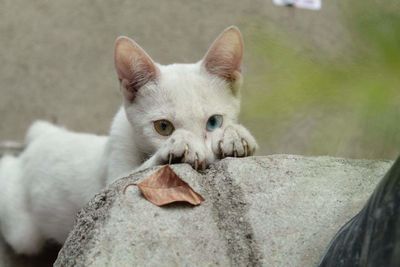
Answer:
[158,132,209,170]
[231,125,258,156]
[161,145,186,165]
[182,145,207,171]
[213,124,258,159]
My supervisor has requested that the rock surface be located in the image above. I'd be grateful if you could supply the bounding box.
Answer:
[54,155,392,267]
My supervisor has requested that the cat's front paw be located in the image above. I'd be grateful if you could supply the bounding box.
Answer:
[212,124,258,159]
[156,130,210,170]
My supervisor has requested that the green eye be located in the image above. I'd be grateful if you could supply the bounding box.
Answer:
[206,115,223,131]
[154,120,175,136]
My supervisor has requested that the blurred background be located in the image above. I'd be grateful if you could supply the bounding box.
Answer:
[0,0,399,160]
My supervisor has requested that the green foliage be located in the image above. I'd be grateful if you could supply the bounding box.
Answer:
[241,1,400,158]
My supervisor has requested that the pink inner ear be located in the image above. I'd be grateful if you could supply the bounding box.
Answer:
[122,61,157,101]
[205,51,242,82]
[114,36,158,102]
[203,27,243,82]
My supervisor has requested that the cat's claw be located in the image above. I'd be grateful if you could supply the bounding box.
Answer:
[233,142,238,157]
[169,144,190,165]
[242,139,249,157]
[192,152,206,171]
[157,130,210,171]
[168,153,173,165]
[213,124,258,159]
[194,153,199,171]
[184,144,189,159]
[218,140,225,158]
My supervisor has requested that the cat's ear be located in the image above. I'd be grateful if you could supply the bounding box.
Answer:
[114,36,159,102]
[202,26,243,95]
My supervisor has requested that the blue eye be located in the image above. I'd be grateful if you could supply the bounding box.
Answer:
[206,115,223,131]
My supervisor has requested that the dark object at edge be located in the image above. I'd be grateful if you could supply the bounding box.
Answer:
[319,156,400,267]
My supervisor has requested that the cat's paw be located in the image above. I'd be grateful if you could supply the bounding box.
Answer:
[212,124,258,159]
[156,130,210,170]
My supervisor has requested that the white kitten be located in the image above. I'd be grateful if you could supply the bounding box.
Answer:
[0,26,257,255]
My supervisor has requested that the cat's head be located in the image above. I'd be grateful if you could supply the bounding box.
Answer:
[114,26,244,156]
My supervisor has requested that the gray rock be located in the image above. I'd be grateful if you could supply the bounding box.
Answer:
[54,155,392,267]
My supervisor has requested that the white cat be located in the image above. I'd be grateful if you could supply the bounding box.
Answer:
[0,26,257,255]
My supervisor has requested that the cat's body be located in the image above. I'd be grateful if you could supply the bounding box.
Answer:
[0,26,257,254]
[0,121,108,253]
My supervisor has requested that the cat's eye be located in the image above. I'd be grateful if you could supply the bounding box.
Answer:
[206,115,223,131]
[154,120,175,136]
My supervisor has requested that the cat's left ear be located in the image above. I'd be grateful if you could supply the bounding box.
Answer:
[114,36,159,103]
[202,26,243,95]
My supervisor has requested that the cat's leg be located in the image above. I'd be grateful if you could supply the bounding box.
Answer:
[1,213,45,255]
[138,129,213,171]
[0,155,45,255]
[211,124,258,159]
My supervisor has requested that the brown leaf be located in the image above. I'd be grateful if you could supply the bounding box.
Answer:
[136,165,205,206]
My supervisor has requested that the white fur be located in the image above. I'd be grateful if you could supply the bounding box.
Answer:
[0,27,257,255]
[0,121,108,254]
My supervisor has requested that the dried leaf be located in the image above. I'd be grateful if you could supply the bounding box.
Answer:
[136,165,205,206]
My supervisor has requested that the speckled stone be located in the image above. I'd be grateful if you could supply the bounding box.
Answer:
[54,155,392,267]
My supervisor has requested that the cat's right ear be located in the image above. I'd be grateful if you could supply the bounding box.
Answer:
[114,36,159,103]
[202,26,244,96]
